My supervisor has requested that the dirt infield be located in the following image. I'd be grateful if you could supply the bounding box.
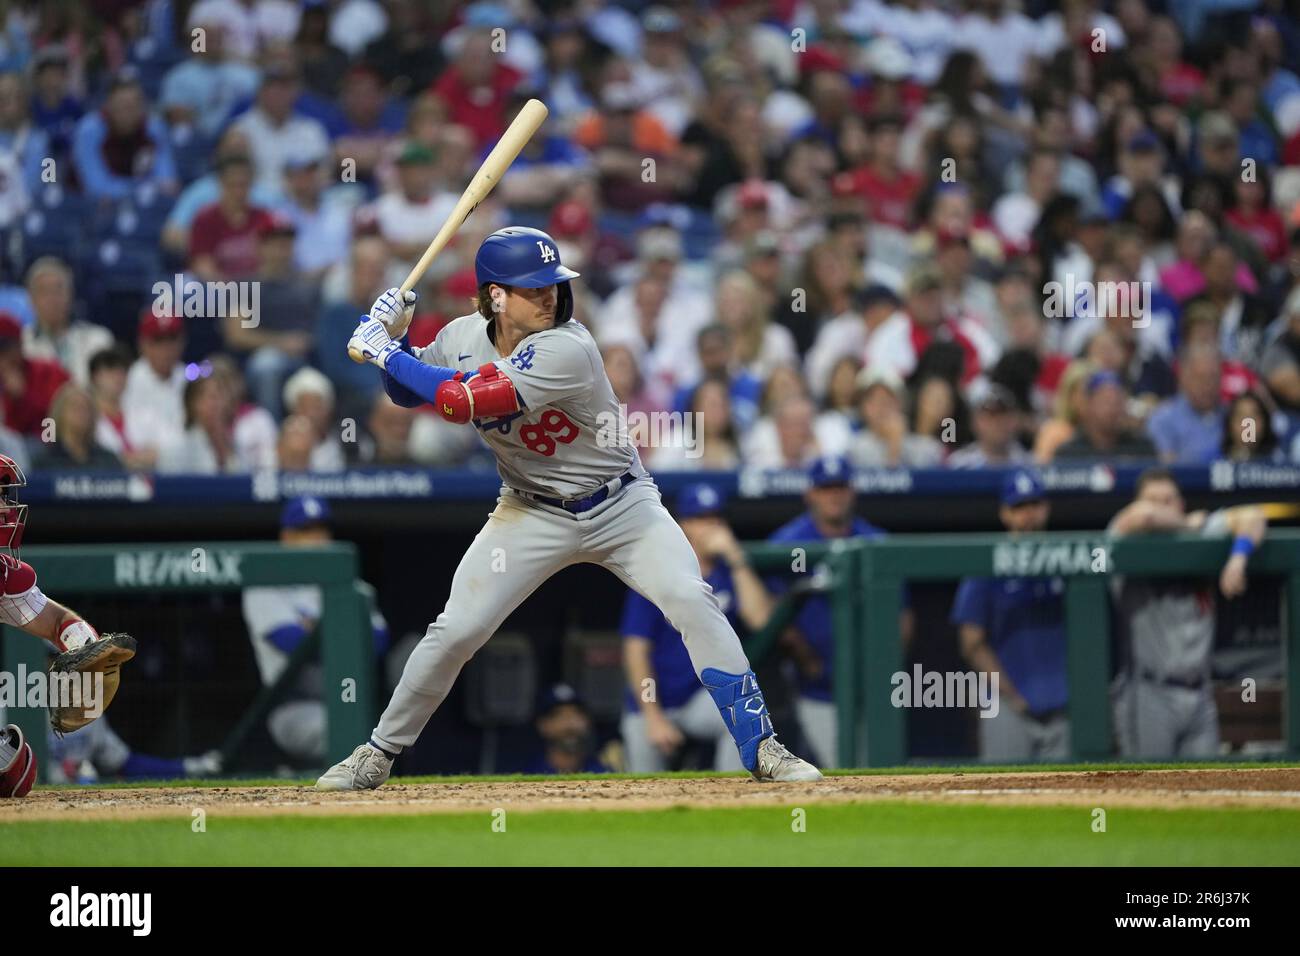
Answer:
[3,767,1299,822]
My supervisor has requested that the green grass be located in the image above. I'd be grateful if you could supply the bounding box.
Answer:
[32,758,1300,791]
[4,802,1299,866]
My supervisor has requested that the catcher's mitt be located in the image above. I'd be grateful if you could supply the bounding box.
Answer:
[48,633,136,735]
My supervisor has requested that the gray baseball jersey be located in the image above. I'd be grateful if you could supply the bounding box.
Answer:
[413,315,645,500]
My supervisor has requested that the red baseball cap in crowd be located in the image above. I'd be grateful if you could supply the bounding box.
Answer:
[139,310,185,339]
[549,200,593,239]
[0,312,22,341]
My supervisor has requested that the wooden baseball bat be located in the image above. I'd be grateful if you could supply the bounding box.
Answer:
[348,98,550,363]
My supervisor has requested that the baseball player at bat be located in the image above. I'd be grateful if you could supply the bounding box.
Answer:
[319,226,822,788]
[0,454,136,798]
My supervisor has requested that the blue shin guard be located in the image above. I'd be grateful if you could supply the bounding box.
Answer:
[700,668,774,772]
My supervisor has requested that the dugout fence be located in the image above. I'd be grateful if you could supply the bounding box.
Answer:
[742,530,1300,768]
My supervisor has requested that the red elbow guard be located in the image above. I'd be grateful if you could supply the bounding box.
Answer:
[435,363,520,423]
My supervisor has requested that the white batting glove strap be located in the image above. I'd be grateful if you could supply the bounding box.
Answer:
[350,317,402,370]
[370,287,418,336]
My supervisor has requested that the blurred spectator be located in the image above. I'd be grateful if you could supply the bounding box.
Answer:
[1226,173,1288,265]
[159,18,259,139]
[865,264,999,386]
[232,60,331,193]
[358,392,415,465]
[678,83,763,211]
[359,0,443,95]
[281,143,358,281]
[1262,289,1300,422]
[224,213,318,417]
[952,469,1069,762]
[428,25,523,151]
[241,495,389,763]
[0,312,68,436]
[934,228,999,340]
[188,154,276,281]
[598,229,712,403]
[848,366,942,469]
[32,383,120,470]
[187,0,302,61]
[281,366,344,472]
[1183,241,1272,368]
[295,2,351,97]
[209,354,277,470]
[158,368,259,474]
[713,269,797,383]
[806,286,899,403]
[71,71,177,200]
[89,344,154,471]
[745,389,837,469]
[317,235,389,413]
[0,70,50,228]
[161,128,282,260]
[276,413,316,471]
[1147,343,1226,464]
[20,258,113,387]
[527,683,609,775]
[948,383,1029,468]
[782,238,858,355]
[1221,390,1284,463]
[574,81,680,210]
[833,114,920,231]
[671,324,760,433]
[122,311,185,463]
[494,92,592,211]
[332,64,406,188]
[1032,360,1094,463]
[911,373,967,452]
[1108,470,1268,758]
[653,376,740,472]
[363,141,457,269]
[630,7,702,138]
[767,455,898,768]
[29,46,81,167]
[1053,370,1158,461]
[620,484,760,773]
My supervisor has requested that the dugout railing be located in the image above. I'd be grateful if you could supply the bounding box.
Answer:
[742,530,1300,768]
[0,543,372,781]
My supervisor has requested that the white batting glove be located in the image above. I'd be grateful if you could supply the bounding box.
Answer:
[370,287,418,339]
[349,316,402,369]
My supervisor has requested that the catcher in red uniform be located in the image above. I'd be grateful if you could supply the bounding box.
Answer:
[0,454,135,797]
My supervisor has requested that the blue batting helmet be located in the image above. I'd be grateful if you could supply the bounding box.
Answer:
[475,226,581,323]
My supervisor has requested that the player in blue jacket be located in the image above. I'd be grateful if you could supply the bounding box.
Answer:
[768,455,908,767]
[620,484,773,772]
[950,469,1069,761]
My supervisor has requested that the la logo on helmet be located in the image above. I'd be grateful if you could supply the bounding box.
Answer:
[536,241,557,263]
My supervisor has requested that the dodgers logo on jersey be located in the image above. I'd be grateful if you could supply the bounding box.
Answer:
[510,343,536,371]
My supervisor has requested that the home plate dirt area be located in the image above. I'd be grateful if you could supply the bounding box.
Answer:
[5,768,1300,821]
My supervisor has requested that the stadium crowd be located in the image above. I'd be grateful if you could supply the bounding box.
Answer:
[0,0,1298,477]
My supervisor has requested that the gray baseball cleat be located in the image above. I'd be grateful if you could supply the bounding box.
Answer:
[752,736,824,782]
[315,743,394,791]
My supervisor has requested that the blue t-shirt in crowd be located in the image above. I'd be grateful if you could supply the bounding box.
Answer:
[768,513,887,702]
[949,576,1068,715]
[620,562,738,713]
